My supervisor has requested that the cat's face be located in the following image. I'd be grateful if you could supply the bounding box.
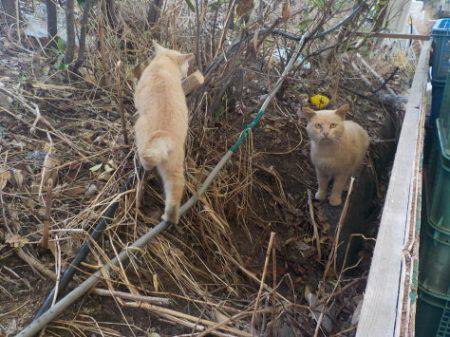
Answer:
[153,40,194,79]
[301,105,349,144]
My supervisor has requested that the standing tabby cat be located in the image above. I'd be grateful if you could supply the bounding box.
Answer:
[301,104,369,206]
[134,41,194,224]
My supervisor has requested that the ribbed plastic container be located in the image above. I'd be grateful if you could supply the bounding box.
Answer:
[417,20,450,337]
[416,289,449,337]
[432,82,446,124]
[428,125,450,230]
[431,19,450,84]
[419,221,450,297]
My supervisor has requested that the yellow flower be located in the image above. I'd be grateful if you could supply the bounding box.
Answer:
[309,94,330,109]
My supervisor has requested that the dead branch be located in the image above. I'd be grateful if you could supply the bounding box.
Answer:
[73,0,94,72]
[64,0,76,65]
[46,0,58,47]
[114,61,129,145]
[251,232,276,335]
[307,190,322,262]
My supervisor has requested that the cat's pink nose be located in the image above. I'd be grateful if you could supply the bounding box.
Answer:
[323,132,329,137]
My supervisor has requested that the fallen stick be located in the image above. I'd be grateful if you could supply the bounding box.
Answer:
[91,288,170,306]
[250,232,275,335]
[227,254,291,304]
[163,314,236,337]
[323,177,355,280]
[354,32,429,41]
[355,53,397,96]
[123,301,252,337]
[114,61,129,145]
[307,190,322,262]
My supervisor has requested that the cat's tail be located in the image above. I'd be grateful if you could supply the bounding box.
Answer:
[141,136,172,170]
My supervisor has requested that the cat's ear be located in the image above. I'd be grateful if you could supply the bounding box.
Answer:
[153,40,166,53]
[175,53,195,64]
[335,104,349,119]
[299,107,316,120]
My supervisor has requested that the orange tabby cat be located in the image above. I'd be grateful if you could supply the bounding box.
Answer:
[301,104,369,206]
[134,41,194,223]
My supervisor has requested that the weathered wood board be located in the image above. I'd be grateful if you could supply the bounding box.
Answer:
[356,41,431,337]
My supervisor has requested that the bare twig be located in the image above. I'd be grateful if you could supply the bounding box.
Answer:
[323,177,355,279]
[250,232,275,336]
[114,61,129,145]
[91,288,170,305]
[123,301,253,337]
[307,189,322,261]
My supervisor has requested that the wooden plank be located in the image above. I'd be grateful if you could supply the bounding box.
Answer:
[356,41,431,337]
[396,85,426,337]
[355,32,430,41]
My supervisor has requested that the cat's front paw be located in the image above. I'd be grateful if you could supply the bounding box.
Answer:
[315,190,327,201]
[329,194,342,206]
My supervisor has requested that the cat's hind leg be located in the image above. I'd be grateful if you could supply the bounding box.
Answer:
[315,169,330,201]
[136,171,147,210]
[159,166,185,224]
[329,174,349,206]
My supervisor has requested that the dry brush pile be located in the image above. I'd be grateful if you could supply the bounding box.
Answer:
[0,0,417,336]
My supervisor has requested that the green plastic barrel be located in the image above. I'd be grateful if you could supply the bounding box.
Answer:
[419,222,450,297]
[429,121,450,232]
[416,288,449,337]
[417,120,450,336]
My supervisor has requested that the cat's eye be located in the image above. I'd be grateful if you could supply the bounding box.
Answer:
[330,123,337,128]
[314,123,321,129]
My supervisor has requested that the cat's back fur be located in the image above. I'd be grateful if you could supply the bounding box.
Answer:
[134,48,190,169]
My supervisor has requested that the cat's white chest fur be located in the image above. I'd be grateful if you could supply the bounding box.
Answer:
[311,143,347,174]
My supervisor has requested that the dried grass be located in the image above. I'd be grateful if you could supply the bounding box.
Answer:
[0,1,417,336]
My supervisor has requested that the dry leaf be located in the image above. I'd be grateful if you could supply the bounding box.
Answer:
[5,233,29,248]
[85,184,98,197]
[0,169,11,190]
[39,153,59,195]
[212,309,230,323]
[153,274,159,292]
[89,163,103,172]
[107,159,116,168]
[104,164,114,173]
[12,169,24,188]
[282,1,291,20]
[236,0,254,17]
[83,72,96,85]
[98,171,111,181]
[304,286,333,333]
